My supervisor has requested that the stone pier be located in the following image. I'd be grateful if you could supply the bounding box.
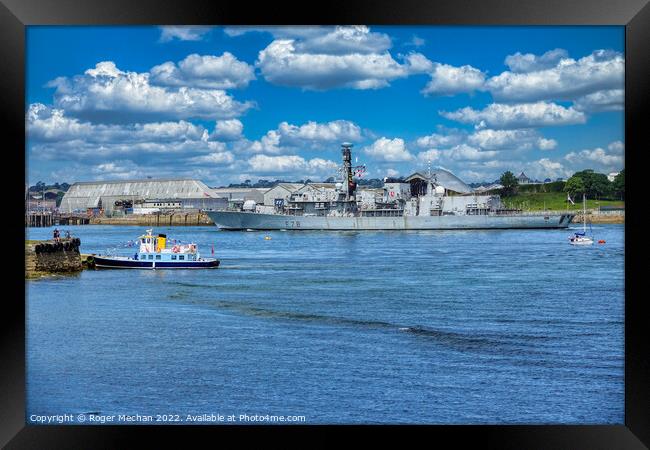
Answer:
[25,238,83,279]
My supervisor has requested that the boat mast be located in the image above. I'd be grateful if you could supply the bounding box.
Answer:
[583,194,587,233]
[342,143,353,202]
[341,143,355,213]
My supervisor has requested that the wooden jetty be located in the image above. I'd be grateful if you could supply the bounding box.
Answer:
[26,212,90,227]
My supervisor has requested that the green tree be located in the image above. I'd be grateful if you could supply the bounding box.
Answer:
[31,181,46,192]
[571,169,612,199]
[499,171,519,197]
[612,169,625,200]
[589,173,612,199]
[564,176,586,200]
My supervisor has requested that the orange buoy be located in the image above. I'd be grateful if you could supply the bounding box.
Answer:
[598,240,606,244]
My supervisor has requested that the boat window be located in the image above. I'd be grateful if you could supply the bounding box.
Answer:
[156,255,161,260]
[171,255,177,260]
[179,255,185,260]
[149,255,153,260]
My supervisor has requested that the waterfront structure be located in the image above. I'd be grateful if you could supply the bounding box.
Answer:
[208,143,575,230]
[59,179,219,214]
[130,198,229,215]
[26,198,57,213]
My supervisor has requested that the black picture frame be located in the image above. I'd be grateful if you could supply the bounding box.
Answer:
[4,0,648,447]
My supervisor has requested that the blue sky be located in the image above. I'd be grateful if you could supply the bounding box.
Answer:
[26,25,624,186]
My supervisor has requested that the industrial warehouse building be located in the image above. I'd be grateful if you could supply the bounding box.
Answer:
[59,179,225,214]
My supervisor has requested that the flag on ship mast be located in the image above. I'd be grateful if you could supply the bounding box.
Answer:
[567,193,575,205]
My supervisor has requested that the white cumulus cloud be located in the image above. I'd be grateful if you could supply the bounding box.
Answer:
[416,130,466,148]
[244,120,362,154]
[564,146,624,167]
[248,154,338,175]
[91,160,145,180]
[504,48,569,73]
[486,49,624,103]
[48,61,253,123]
[27,103,208,143]
[211,119,244,141]
[440,144,498,161]
[252,26,430,90]
[363,137,413,162]
[608,141,624,153]
[188,151,235,165]
[440,102,586,129]
[277,120,362,146]
[159,26,213,42]
[467,129,556,151]
[573,89,624,112]
[150,53,255,89]
[421,63,486,96]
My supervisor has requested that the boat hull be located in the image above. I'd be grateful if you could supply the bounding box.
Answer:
[93,255,220,269]
[207,211,575,230]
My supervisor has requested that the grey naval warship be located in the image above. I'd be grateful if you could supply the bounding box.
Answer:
[207,143,575,231]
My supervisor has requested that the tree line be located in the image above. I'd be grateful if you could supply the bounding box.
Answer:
[500,169,624,200]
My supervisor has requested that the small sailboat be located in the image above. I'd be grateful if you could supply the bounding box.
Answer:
[569,194,594,246]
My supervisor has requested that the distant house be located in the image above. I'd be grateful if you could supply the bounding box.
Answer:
[607,172,620,182]
[544,178,552,183]
[517,172,532,185]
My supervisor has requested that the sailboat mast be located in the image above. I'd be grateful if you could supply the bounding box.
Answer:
[583,194,587,233]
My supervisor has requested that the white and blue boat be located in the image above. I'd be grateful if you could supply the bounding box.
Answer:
[569,195,594,246]
[93,229,220,269]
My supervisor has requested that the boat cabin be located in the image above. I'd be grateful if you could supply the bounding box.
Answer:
[136,229,199,262]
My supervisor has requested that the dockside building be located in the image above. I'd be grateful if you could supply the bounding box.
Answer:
[59,179,223,214]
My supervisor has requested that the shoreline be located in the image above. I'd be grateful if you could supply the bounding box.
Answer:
[89,212,213,226]
[46,212,626,227]
[86,211,624,226]
[572,213,624,224]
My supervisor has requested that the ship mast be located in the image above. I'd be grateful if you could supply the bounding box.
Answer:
[341,142,354,203]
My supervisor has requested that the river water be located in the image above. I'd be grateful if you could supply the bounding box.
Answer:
[26,224,624,424]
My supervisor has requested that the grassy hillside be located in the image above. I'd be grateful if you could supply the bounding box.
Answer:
[500,190,624,211]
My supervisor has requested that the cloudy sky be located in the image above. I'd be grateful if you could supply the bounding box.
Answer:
[26,25,624,186]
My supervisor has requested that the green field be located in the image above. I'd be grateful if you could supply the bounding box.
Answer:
[500,191,624,211]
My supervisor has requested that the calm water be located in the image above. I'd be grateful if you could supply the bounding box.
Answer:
[26,224,624,424]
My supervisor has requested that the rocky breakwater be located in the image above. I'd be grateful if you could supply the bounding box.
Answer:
[25,238,83,279]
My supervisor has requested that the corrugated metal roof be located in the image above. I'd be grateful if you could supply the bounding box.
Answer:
[59,179,216,213]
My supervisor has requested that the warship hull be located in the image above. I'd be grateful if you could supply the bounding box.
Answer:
[207,211,574,230]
